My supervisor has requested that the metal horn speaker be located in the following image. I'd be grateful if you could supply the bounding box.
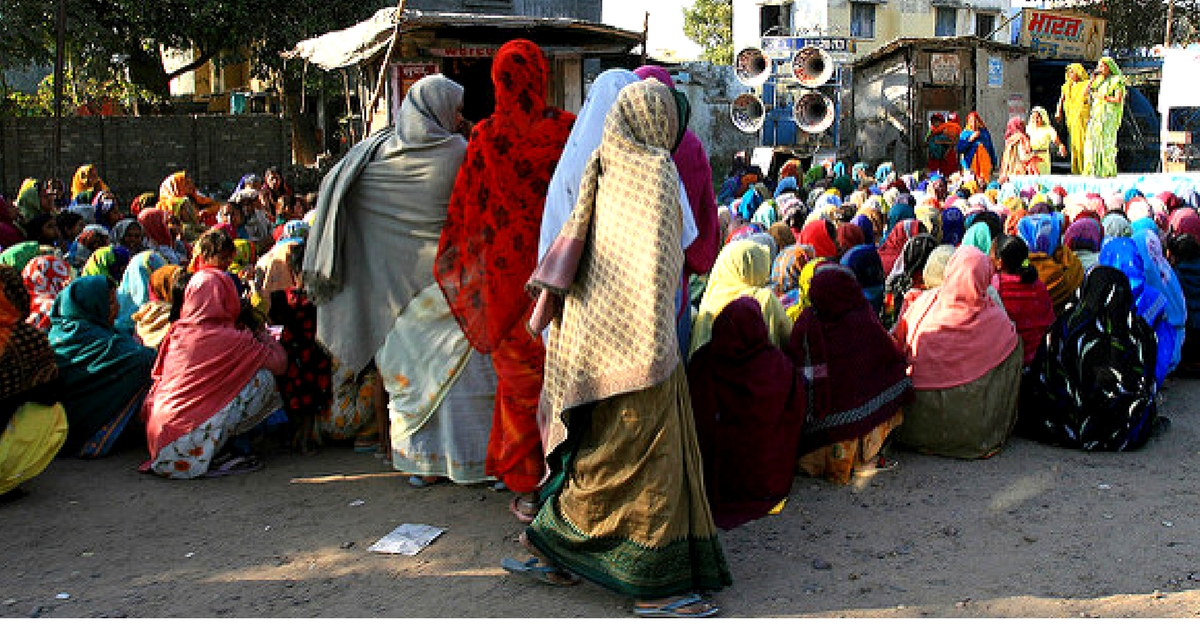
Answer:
[794,90,835,134]
[735,47,772,87]
[791,46,834,88]
[730,92,766,133]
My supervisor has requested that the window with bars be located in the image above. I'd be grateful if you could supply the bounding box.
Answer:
[850,2,876,39]
[935,7,957,37]
[976,13,997,39]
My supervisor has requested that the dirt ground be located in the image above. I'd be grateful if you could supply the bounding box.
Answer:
[3,377,1200,619]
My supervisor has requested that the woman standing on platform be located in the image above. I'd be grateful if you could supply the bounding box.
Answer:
[1082,57,1127,178]
[1056,64,1091,175]
[1027,107,1066,176]
[957,112,997,184]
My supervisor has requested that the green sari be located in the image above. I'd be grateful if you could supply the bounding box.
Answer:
[1082,58,1126,178]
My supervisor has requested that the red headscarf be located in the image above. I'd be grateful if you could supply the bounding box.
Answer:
[835,222,865,252]
[688,296,805,530]
[799,219,840,259]
[789,266,913,452]
[143,269,286,459]
[878,219,924,275]
[435,39,576,352]
[138,208,174,248]
[1170,208,1200,241]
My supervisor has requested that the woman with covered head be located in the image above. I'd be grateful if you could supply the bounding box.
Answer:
[688,296,805,530]
[789,264,913,484]
[1020,266,1162,451]
[0,265,67,499]
[1056,63,1092,174]
[138,207,187,265]
[159,171,219,224]
[634,66,721,282]
[1083,57,1127,178]
[517,78,730,615]
[957,112,997,184]
[893,245,1023,459]
[304,74,484,469]
[114,251,167,335]
[22,255,72,332]
[70,164,109,199]
[142,268,287,478]
[1027,107,1066,176]
[1100,237,1178,388]
[1017,213,1084,316]
[48,275,156,458]
[691,239,793,359]
[434,41,576,519]
[998,115,1042,182]
[131,264,180,349]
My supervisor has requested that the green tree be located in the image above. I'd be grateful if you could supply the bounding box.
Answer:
[1072,0,1200,53]
[683,0,733,66]
[2,0,388,100]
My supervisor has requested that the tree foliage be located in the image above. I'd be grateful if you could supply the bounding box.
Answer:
[683,0,733,66]
[1072,0,1200,53]
[2,0,389,100]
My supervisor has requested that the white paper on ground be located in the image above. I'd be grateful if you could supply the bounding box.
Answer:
[367,524,445,556]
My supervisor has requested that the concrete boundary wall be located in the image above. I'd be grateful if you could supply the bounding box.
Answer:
[1,114,292,201]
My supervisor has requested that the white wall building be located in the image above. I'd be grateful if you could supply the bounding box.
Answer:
[733,0,1016,59]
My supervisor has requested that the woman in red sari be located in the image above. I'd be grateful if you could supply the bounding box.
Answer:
[435,39,575,522]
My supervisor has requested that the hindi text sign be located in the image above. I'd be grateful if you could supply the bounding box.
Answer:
[1019,8,1106,60]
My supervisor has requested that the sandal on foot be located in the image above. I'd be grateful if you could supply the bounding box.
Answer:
[510,495,538,524]
[500,557,580,587]
[204,455,264,478]
[634,593,720,618]
[854,455,898,477]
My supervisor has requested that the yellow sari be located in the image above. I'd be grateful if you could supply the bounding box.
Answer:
[1060,63,1091,175]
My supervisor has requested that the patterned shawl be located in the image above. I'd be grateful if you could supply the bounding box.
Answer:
[0,264,59,431]
[21,255,72,332]
[435,39,576,354]
[527,78,683,460]
[1021,266,1158,451]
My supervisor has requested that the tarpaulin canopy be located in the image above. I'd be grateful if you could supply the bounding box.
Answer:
[282,7,400,71]
[283,9,643,71]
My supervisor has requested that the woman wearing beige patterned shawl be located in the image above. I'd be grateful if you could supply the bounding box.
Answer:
[514,79,730,616]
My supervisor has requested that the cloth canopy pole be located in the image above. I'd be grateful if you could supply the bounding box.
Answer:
[366,0,409,132]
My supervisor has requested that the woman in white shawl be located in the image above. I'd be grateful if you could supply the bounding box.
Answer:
[303,75,496,477]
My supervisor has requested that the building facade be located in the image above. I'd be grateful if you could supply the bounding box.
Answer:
[733,0,1015,60]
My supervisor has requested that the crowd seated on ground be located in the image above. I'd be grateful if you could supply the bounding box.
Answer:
[0,65,1195,617]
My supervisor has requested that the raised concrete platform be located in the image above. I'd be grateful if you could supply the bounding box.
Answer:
[1007,172,1200,197]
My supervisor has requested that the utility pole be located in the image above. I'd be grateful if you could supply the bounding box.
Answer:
[1165,0,1175,48]
[53,0,67,179]
[642,11,650,66]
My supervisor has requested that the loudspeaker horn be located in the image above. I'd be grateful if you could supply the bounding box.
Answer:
[735,47,773,87]
[730,92,766,133]
[794,90,835,134]
[791,46,834,89]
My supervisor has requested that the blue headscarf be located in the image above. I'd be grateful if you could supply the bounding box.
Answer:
[941,207,966,246]
[1017,213,1063,257]
[887,202,915,232]
[851,214,875,246]
[739,187,763,221]
[1099,237,1174,387]
[840,244,886,314]
[278,219,310,245]
[774,176,799,198]
[115,250,167,334]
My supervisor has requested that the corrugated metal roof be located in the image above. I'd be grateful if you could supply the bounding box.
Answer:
[850,36,1030,69]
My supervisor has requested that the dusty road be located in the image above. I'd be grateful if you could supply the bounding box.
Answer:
[3,377,1200,618]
